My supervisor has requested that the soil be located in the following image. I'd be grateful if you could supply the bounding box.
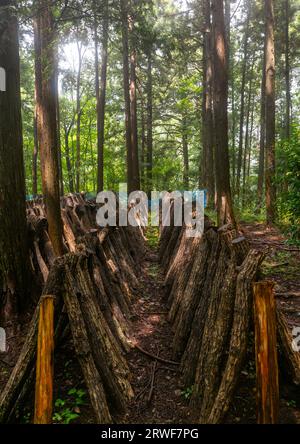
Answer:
[1,222,300,424]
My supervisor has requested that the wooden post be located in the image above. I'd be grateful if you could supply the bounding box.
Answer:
[253,281,279,424]
[34,295,55,424]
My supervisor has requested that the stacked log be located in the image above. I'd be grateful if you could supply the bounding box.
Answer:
[0,193,144,423]
[160,208,300,423]
[160,218,266,423]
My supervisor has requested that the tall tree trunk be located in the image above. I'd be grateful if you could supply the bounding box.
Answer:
[225,0,235,189]
[247,93,255,183]
[224,0,230,67]
[236,10,250,199]
[75,38,82,193]
[35,0,64,257]
[55,67,64,196]
[129,9,140,191]
[0,1,31,322]
[284,0,290,139]
[140,92,146,188]
[120,0,134,192]
[211,0,236,227]
[257,51,266,210]
[88,117,96,191]
[242,61,254,206]
[32,111,39,196]
[146,49,153,195]
[202,0,215,207]
[264,0,276,224]
[64,126,74,193]
[33,16,41,196]
[95,0,108,193]
[182,116,189,190]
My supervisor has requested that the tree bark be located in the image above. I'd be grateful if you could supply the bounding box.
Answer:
[63,276,112,423]
[182,116,189,189]
[253,281,279,424]
[34,295,55,424]
[146,49,153,194]
[33,16,41,197]
[120,0,134,192]
[129,8,140,191]
[207,249,265,423]
[284,0,290,139]
[32,111,39,196]
[95,0,109,193]
[55,66,64,196]
[64,125,74,193]
[211,0,236,227]
[236,10,250,199]
[202,0,214,206]
[0,1,31,321]
[257,51,266,209]
[264,0,276,224]
[35,0,64,257]
[75,37,83,193]
[242,60,254,206]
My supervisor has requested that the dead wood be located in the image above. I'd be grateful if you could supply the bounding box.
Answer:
[0,260,64,423]
[63,276,112,423]
[134,344,180,366]
[276,306,300,386]
[206,249,265,424]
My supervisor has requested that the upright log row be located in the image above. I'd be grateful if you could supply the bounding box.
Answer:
[0,193,144,423]
[160,212,300,423]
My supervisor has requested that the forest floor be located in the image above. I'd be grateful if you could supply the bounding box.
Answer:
[1,222,300,424]
[120,223,300,424]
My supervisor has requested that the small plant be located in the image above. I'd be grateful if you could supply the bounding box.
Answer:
[181,386,193,400]
[148,264,160,277]
[286,399,297,408]
[67,388,86,406]
[20,411,31,424]
[53,406,79,424]
[53,388,86,424]
[146,226,159,250]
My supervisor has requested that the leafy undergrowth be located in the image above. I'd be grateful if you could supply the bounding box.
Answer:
[240,219,300,423]
[146,225,160,250]
[261,250,300,281]
[53,388,86,424]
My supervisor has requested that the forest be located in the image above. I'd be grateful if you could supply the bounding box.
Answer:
[0,0,300,428]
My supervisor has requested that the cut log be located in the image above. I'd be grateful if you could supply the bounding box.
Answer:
[171,229,217,358]
[34,295,55,424]
[192,256,237,417]
[63,278,112,423]
[276,306,300,386]
[253,281,279,424]
[0,260,64,423]
[181,232,222,384]
[64,255,134,413]
[206,249,265,424]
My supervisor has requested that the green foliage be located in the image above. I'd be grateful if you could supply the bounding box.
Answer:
[286,399,297,408]
[276,126,300,241]
[181,386,193,400]
[146,226,160,250]
[53,388,86,424]
[261,250,300,280]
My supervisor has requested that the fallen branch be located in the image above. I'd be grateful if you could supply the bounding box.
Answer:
[134,344,180,366]
[250,239,300,252]
[275,291,300,298]
[147,360,157,404]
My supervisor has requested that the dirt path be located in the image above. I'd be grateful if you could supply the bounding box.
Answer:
[241,222,300,334]
[122,234,192,423]
[240,221,300,424]
[121,222,300,424]
[2,222,300,424]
